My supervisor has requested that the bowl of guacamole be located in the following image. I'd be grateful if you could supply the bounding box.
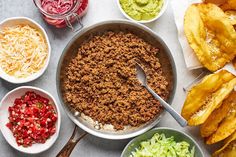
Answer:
[118,0,168,23]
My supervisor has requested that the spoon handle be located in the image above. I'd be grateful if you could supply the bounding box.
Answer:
[146,85,188,127]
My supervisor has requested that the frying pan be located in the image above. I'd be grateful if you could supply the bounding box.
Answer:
[56,20,177,156]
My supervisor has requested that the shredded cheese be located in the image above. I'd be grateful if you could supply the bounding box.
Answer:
[0,25,48,78]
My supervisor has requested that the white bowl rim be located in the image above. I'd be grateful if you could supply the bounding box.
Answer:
[117,0,169,24]
[0,86,61,154]
[121,127,204,157]
[0,17,51,84]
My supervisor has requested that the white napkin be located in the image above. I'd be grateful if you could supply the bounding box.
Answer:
[171,0,202,70]
[171,0,236,76]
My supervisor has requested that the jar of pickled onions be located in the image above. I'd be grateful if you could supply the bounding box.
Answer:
[33,0,88,29]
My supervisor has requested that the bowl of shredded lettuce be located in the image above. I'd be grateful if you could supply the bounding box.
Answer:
[121,127,203,157]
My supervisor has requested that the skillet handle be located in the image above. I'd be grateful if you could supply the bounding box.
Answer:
[56,125,88,157]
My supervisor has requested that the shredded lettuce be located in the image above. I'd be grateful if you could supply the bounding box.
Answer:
[130,133,195,157]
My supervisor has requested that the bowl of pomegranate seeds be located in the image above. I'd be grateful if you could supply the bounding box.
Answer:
[0,86,61,154]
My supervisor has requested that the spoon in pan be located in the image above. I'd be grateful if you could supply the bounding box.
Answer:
[135,63,188,127]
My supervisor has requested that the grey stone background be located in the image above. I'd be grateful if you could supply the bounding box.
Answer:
[0,0,214,156]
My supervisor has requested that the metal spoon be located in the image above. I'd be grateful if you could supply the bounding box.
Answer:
[135,63,188,127]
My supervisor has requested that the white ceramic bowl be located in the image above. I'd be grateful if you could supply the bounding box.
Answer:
[117,0,169,24]
[0,86,61,154]
[0,17,51,84]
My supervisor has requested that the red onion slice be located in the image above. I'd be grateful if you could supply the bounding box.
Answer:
[39,0,88,28]
[41,0,74,15]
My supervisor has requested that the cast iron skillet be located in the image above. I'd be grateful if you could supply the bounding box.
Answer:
[56,20,177,156]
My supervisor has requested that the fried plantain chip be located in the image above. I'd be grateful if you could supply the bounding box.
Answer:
[200,91,236,138]
[204,0,228,6]
[213,142,236,157]
[184,3,236,71]
[188,78,236,126]
[181,70,235,123]
[213,131,236,157]
[204,0,236,10]
[225,10,236,26]
[205,91,236,144]
[233,57,236,69]
[220,0,236,11]
[204,0,236,30]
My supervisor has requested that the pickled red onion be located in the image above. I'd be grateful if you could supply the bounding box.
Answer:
[41,0,75,15]
[38,0,88,28]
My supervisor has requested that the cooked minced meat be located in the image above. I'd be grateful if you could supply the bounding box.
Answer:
[63,31,170,130]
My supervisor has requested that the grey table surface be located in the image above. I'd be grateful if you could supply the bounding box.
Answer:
[0,0,216,156]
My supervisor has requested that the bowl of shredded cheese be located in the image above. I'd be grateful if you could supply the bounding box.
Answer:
[0,17,51,84]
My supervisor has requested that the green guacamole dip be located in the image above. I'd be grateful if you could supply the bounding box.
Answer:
[120,0,164,21]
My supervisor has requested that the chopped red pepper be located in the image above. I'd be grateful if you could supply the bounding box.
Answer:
[6,91,57,147]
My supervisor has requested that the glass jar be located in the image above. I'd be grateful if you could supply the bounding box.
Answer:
[33,0,88,30]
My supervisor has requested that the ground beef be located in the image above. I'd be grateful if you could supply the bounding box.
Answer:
[63,31,170,130]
